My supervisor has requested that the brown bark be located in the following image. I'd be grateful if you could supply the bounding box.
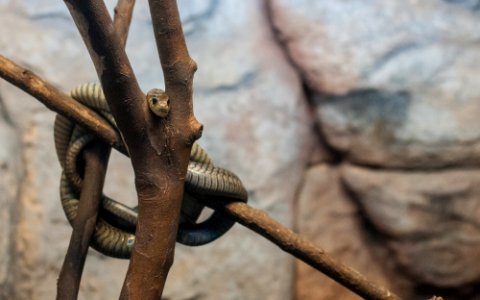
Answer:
[0,55,122,150]
[113,0,135,48]
[56,142,111,300]
[63,0,201,299]
[215,202,400,300]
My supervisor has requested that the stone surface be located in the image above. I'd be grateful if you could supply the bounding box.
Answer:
[342,164,480,288]
[0,98,22,299]
[269,0,480,168]
[295,165,402,300]
[0,0,314,299]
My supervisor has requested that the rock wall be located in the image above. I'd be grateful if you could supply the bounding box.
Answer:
[0,0,479,299]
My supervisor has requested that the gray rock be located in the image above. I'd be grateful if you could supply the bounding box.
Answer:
[342,164,480,288]
[269,0,480,168]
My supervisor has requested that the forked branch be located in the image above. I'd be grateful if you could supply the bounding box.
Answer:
[56,142,111,300]
[63,0,201,299]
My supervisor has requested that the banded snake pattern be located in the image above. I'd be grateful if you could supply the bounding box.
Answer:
[54,83,248,259]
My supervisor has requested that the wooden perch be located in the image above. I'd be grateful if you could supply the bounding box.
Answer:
[56,2,135,298]
[113,0,136,48]
[63,0,201,298]
[216,202,399,300]
[0,55,121,149]
[56,142,111,300]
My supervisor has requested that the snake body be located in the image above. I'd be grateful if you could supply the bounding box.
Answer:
[54,83,248,258]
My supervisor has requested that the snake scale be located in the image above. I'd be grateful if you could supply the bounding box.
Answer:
[54,83,248,259]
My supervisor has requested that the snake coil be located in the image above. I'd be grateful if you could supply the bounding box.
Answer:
[54,83,248,258]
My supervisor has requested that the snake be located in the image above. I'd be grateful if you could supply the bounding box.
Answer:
[54,83,248,259]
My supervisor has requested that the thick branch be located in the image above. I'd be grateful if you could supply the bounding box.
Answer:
[63,1,201,299]
[113,0,136,48]
[63,0,145,150]
[57,142,111,300]
[0,55,122,149]
[215,202,400,300]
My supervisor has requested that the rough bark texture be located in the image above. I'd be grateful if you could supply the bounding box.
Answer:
[214,200,398,300]
[63,0,201,299]
[1,0,479,299]
[57,142,111,300]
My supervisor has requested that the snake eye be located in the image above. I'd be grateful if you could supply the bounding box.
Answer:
[151,97,158,105]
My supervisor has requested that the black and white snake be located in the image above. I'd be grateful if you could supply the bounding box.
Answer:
[54,83,248,259]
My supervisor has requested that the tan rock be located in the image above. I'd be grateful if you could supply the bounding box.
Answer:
[342,164,480,288]
[0,100,21,299]
[295,165,398,300]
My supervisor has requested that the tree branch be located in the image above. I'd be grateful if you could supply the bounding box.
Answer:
[57,142,111,300]
[0,55,122,150]
[113,0,135,48]
[215,202,400,300]
[62,1,201,299]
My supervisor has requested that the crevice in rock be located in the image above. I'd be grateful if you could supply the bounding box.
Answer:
[263,0,345,167]
[343,160,480,172]
[303,84,344,166]
[0,93,14,126]
[182,0,220,37]
[290,167,307,234]
[442,0,480,11]
[263,0,308,83]
[200,70,256,95]
[340,179,418,297]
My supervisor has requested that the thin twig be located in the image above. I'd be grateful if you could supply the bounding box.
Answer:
[113,0,136,48]
[213,201,400,300]
[63,1,202,299]
[57,142,111,300]
[0,55,122,149]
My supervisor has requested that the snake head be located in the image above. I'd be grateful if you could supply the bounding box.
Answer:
[147,88,170,118]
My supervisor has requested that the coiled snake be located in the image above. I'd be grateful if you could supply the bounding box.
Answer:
[54,83,248,259]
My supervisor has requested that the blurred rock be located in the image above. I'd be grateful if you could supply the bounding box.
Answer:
[342,164,480,288]
[0,97,21,299]
[295,164,400,300]
[269,0,480,168]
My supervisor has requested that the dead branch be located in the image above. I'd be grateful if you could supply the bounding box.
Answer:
[215,202,400,300]
[0,55,122,149]
[57,2,133,297]
[63,0,201,299]
[113,0,135,48]
[56,142,111,300]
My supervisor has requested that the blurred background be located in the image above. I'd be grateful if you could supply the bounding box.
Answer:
[1,0,480,299]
